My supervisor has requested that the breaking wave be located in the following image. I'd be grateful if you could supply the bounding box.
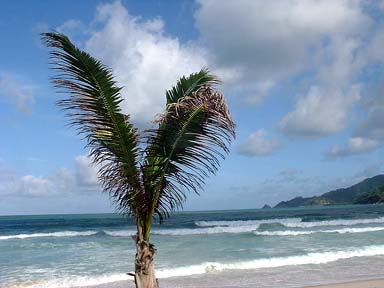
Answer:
[9,244,384,287]
[254,226,384,236]
[0,231,98,240]
[195,217,384,229]
[156,244,384,278]
[284,217,384,228]
[195,218,301,227]
[104,225,260,237]
[4,217,384,241]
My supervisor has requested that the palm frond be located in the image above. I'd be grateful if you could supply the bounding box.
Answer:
[144,70,235,221]
[165,68,219,104]
[42,32,144,215]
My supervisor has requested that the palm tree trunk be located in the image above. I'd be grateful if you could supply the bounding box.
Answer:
[134,223,159,288]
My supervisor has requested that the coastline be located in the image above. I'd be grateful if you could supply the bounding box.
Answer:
[82,278,384,288]
[80,256,384,288]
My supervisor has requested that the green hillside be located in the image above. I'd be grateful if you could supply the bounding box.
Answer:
[274,174,384,208]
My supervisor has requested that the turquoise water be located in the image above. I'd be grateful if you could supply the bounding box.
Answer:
[1,205,384,287]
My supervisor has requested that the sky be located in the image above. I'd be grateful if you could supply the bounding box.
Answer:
[1,0,384,215]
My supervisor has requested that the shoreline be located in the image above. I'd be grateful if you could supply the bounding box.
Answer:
[79,256,384,288]
[67,256,384,288]
[82,278,384,288]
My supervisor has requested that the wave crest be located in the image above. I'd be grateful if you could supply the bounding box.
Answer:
[195,217,384,229]
[254,227,384,236]
[195,218,301,227]
[157,244,384,278]
[0,231,97,240]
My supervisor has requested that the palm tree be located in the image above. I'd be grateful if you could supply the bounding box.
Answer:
[42,32,235,288]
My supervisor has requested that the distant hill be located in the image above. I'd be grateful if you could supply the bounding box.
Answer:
[274,174,384,208]
[354,186,384,204]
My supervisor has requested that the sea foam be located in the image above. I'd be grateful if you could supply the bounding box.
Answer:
[284,217,384,228]
[253,226,384,236]
[195,218,301,227]
[104,225,260,236]
[196,216,384,229]
[156,244,384,278]
[0,231,97,240]
[9,245,384,287]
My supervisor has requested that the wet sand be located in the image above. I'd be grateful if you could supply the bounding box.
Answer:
[83,278,384,288]
[81,257,384,288]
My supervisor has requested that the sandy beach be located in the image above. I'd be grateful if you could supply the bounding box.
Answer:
[82,256,384,288]
[85,278,384,288]
[308,279,384,288]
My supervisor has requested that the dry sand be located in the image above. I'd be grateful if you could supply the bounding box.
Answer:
[82,257,384,288]
[84,278,384,288]
[307,279,384,288]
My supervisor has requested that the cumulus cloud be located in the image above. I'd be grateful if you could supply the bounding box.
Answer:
[365,26,384,62]
[84,1,207,126]
[52,0,383,140]
[279,85,361,138]
[0,72,35,113]
[196,0,367,77]
[3,172,69,198]
[195,0,369,107]
[0,156,100,198]
[15,175,54,197]
[57,19,83,34]
[49,0,384,142]
[195,0,384,139]
[355,79,384,141]
[237,129,280,156]
[325,137,380,159]
[277,24,366,137]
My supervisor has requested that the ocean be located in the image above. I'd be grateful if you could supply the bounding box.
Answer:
[1,205,384,288]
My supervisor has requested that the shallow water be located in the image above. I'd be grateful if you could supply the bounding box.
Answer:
[1,205,384,287]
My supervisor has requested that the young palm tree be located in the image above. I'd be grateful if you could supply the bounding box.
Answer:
[43,32,235,288]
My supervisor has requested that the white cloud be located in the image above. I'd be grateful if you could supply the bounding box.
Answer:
[195,0,383,139]
[195,0,369,104]
[47,0,384,144]
[15,175,54,197]
[54,0,380,140]
[355,81,384,141]
[238,129,280,156]
[84,1,207,127]
[196,0,367,76]
[278,28,365,138]
[0,155,100,198]
[279,85,361,138]
[57,19,83,34]
[0,72,35,113]
[325,137,380,159]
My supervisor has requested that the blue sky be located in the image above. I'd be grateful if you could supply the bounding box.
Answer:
[1,0,384,215]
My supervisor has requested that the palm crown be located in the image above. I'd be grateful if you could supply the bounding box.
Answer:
[43,32,235,287]
[43,32,235,236]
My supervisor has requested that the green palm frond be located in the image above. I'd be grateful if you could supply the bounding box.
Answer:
[144,70,235,223]
[42,32,143,215]
[165,68,219,104]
